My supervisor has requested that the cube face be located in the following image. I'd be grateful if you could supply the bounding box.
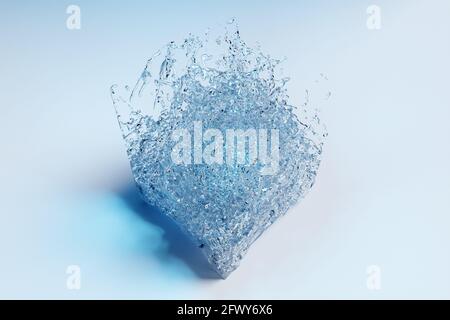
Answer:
[111,23,326,278]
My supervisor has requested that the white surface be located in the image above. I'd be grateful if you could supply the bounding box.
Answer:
[0,0,449,298]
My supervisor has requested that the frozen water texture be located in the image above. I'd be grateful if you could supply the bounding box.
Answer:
[111,21,327,278]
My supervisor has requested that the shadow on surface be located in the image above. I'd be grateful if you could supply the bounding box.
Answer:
[118,183,221,280]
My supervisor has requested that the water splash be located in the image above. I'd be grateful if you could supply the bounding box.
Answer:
[111,20,328,278]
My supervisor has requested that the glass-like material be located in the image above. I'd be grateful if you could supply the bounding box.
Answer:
[111,21,326,278]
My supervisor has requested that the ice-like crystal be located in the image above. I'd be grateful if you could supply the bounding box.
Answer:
[111,20,327,278]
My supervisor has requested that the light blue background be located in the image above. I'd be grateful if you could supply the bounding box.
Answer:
[1,0,449,298]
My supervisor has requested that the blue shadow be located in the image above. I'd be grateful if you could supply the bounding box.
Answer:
[118,183,221,280]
